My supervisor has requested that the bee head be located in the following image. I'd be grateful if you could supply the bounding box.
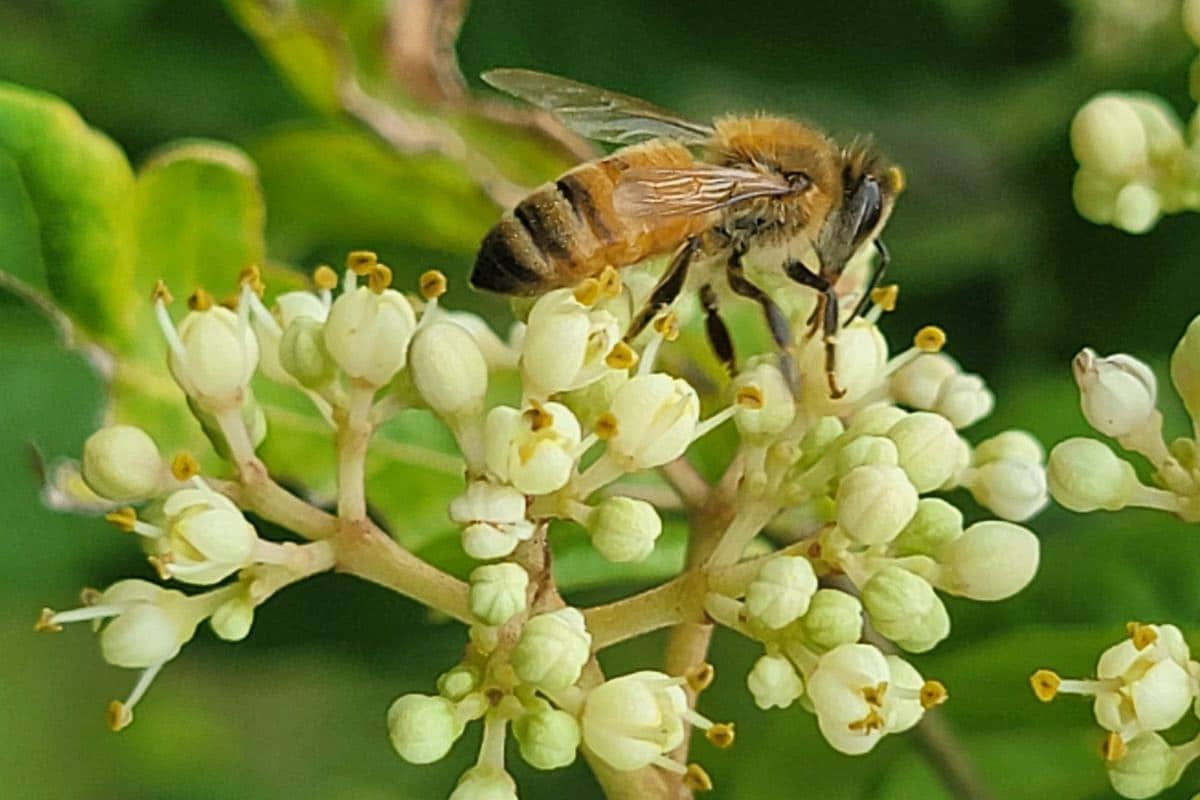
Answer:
[815,142,903,277]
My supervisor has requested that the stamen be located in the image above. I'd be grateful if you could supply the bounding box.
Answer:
[1100,731,1127,762]
[238,264,265,297]
[870,285,899,312]
[605,341,638,370]
[848,708,886,733]
[171,451,200,481]
[914,325,946,353]
[367,264,393,293]
[148,554,174,581]
[692,406,737,441]
[573,278,602,307]
[919,680,948,709]
[312,264,338,290]
[187,288,214,312]
[598,265,622,299]
[346,250,377,276]
[42,604,127,627]
[523,400,554,432]
[888,165,906,194]
[107,662,164,732]
[595,413,619,440]
[683,763,713,792]
[1127,621,1158,650]
[861,681,888,707]
[34,607,62,632]
[104,507,139,533]
[705,723,735,749]
[151,280,174,305]
[419,269,448,301]
[1029,669,1061,702]
[153,287,188,361]
[735,385,764,410]
[653,311,680,342]
[686,662,715,693]
[651,755,688,776]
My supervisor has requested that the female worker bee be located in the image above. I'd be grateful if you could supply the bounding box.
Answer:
[471,69,904,396]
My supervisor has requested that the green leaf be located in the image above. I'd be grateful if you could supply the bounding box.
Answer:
[0,82,135,344]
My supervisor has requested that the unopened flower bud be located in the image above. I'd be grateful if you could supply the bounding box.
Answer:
[1071,95,1148,177]
[1185,0,1200,48]
[861,566,950,653]
[513,705,581,770]
[1170,314,1200,422]
[1048,438,1142,512]
[733,361,795,441]
[973,430,1044,466]
[1073,349,1157,438]
[437,664,482,701]
[836,436,899,478]
[449,766,518,800]
[450,481,536,561]
[1113,183,1161,234]
[798,589,863,652]
[520,287,622,397]
[800,322,888,412]
[1073,169,1121,225]
[836,465,919,546]
[279,317,337,388]
[747,654,804,710]
[323,286,417,386]
[887,412,961,492]
[387,694,464,764]
[587,496,663,563]
[798,416,845,468]
[512,607,592,691]
[890,353,957,410]
[847,404,908,437]
[746,556,819,630]
[209,592,254,642]
[964,458,1048,522]
[410,322,489,421]
[168,305,259,411]
[891,498,964,557]
[931,373,993,429]
[556,371,628,429]
[940,521,1039,601]
[485,403,581,495]
[1107,733,1184,799]
[468,563,529,626]
[81,425,164,501]
[254,290,327,384]
[606,374,700,470]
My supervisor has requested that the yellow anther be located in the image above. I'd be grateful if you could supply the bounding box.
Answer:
[218,295,239,311]
[148,554,173,581]
[347,250,378,275]
[34,608,62,633]
[573,278,602,307]
[1127,621,1158,651]
[312,264,338,290]
[920,680,948,709]
[598,265,622,299]
[705,723,735,749]
[367,264,393,293]
[605,341,638,370]
[1101,731,1128,762]
[171,451,200,481]
[151,280,174,304]
[104,506,139,533]
[1030,669,1061,702]
[683,764,713,793]
[239,264,265,297]
[848,708,886,734]
[870,284,899,312]
[653,310,680,341]
[914,325,946,353]
[686,662,715,693]
[861,681,888,707]
[419,269,448,301]
[106,700,133,732]
[595,412,619,440]
[888,165,906,194]
[187,288,214,312]
[735,384,765,410]
[523,400,554,432]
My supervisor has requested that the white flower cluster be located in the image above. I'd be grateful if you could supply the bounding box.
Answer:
[1032,623,1200,799]
[1068,2,1200,233]
[1047,318,1200,522]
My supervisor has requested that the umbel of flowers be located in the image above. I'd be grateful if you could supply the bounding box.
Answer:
[37,250,1044,799]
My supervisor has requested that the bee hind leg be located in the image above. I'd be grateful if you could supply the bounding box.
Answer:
[725,253,795,387]
[784,258,845,398]
[623,236,700,342]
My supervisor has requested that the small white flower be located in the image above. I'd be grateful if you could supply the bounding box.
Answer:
[1073,348,1158,438]
[938,521,1039,601]
[586,496,662,563]
[81,425,164,501]
[797,589,863,653]
[962,458,1048,522]
[387,693,465,764]
[747,654,805,710]
[835,465,920,546]
[410,321,489,422]
[605,374,700,471]
[886,411,961,492]
[580,671,692,771]
[511,607,592,691]
[745,556,819,630]
[1106,733,1186,799]
[163,301,259,412]
[92,580,203,669]
[513,704,581,770]
[1048,438,1143,512]
[860,566,950,653]
[449,481,536,561]
[520,287,623,397]
[485,403,581,495]
[150,484,260,585]
[468,563,529,626]
[732,360,795,442]
[323,286,417,386]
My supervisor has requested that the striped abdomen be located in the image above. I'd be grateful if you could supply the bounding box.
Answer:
[471,140,710,295]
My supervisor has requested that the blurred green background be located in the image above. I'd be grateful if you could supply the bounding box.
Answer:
[4,1,1200,798]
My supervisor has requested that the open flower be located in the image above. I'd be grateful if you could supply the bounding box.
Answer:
[449,481,536,560]
[520,287,623,397]
[485,402,582,495]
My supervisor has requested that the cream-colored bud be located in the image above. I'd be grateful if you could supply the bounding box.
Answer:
[891,498,964,557]
[449,766,518,800]
[733,361,795,441]
[798,416,845,469]
[323,286,416,386]
[279,317,337,389]
[468,563,529,626]
[1185,0,1200,48]
[932,373,993,429]
[437,664,481,701]
[887,411,961,492]
[1074,348,1158,437]
[386,694,464,764]
[747,654,805,710]
[745,556,819,630]
[889,353,957,410]
[512,608,592,691]
[1107,733,1184,799]
[836,465,920,546]
[1070,95,1148,177]
[963,459,1048,522]
[1048,438,1142,512]
[169,305,259,411]
[861,566,950,653]
[450,481,535,561]
[1073,169,1120,225]
[798,589,863,652]
[940,521,1039,601]
[513,705,581,770]
[973,430,1044,466]
[800,321,888,412]
[209,593,254,642]
[587,496,663,563]
[82,425,164,501]
[836,436,899,478]
[1113,183,1161,234]
[1170,314,1200,422]
[410,322,489,421]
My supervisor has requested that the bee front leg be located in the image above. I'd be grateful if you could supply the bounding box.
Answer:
[784,258,846,398]
[699,283,736,376]
[847,239,891,323]
[624,236,700,342]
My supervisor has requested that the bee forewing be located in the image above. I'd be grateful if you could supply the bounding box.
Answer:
[612,165,794,218]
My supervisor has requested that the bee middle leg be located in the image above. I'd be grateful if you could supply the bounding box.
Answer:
[725,253,795,384]
[784,258,846,398]
[699,283,737,376]
[624,236,700,342]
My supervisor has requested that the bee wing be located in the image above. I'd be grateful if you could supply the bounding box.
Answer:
[612,165,796,218]
[482,68,713,146]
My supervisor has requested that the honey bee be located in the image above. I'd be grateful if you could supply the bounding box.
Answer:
[471,69,904,395]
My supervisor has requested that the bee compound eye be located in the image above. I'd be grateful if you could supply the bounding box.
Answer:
[852,177,883,242]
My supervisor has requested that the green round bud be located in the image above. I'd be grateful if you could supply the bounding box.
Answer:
[847,403,908,437]
[513,706,581,770]
[386,694,463,764]
[81,425,164,501]
[587,496,662,563]
[1070,95,1147,177]
[747,653,804,710]
[887,411,961,492]
[973,430,1044,467]
[1107,733,1183,799]
[1073,169,1120,225]
[1113,183,1161,234]
[836,465,919,545]
[449,766,518,800]
[511,608,592,691]
[835,435,899,479]
[1048,438,1141,512]
[891,498,964,557]
[468,563,529,626]
[279,317,337,389]
[1170,313,1200,422]
[798,589,863,652]
[209,594,254,642]
[733,361,796,441]
[745,556,819,630]
[798,416,845,469]
[437,664,482,701]
[860,566,950,653]
[410,322,489,420]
